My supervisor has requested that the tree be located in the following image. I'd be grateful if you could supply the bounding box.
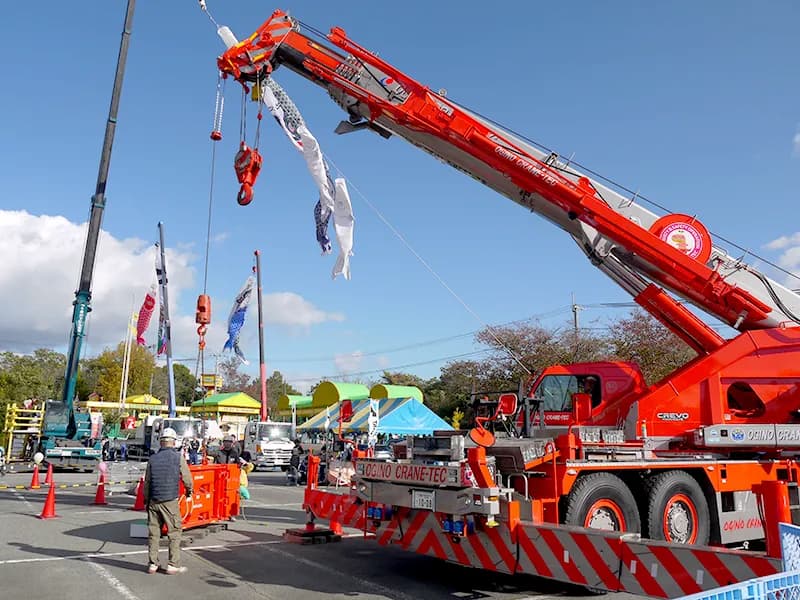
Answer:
[92,342,156,402]
[607,309,696,384]
[151,363,198,406]
[380,371,427,388]
[218,356,253,393]
[0,350,66,404]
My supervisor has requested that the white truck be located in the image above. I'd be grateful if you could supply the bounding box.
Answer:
[243,421,294,470]
[121,416,205,459]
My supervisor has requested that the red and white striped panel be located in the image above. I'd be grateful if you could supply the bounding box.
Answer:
[301,495,782,599]
[375,509,518,574]
[617,538,780,598]
[515,523,625,590]
[303,489,366,530]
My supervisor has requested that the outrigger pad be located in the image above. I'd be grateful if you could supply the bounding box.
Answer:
[283,528,341,545]
[468,427,495,448]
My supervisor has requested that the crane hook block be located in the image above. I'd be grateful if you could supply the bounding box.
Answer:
[196,294,212,325]
[234,142,263,206]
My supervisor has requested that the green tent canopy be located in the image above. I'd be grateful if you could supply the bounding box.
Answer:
[313,382,370,406]
[369,384,423,403]
[275,394,314,417]
[191,392,261,416]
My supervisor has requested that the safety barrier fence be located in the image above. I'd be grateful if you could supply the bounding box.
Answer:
[0,480,137,491]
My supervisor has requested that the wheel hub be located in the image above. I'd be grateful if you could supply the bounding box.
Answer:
[666,501,691,543]
[587,506,619,531]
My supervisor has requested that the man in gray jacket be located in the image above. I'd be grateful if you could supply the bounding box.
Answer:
[143,427,193,574]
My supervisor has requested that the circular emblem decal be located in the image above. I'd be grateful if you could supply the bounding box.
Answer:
[649,214,712,264]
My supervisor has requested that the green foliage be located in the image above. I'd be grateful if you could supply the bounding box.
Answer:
[606,309,696,385]
[90,342,156,402]
[151,363,198,406]
[0,349,66,405]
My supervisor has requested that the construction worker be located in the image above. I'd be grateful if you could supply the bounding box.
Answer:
[143,427,193,575]
[214,434,242,465]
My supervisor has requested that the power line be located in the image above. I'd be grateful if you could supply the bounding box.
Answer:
[264,306,574,365]
[285,349,493,383]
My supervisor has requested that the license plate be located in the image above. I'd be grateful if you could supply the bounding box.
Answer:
[411,489,435,511]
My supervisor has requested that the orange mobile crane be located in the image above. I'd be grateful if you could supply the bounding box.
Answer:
[216,10,800,596]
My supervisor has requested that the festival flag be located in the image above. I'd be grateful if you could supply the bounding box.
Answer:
[154,248,167,355]
[223,276,256,364]
[135,285,157,346]
[260,77,355,278]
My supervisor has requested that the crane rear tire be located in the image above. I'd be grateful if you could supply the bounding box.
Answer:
[646,470,710,545]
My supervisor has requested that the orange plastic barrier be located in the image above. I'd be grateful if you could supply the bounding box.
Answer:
[176,463,240,530]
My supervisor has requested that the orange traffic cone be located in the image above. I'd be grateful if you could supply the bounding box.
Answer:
[29,465,41,490]
[131,476,145,511]
[44,463,53,485]
[91,472,108,506]
[38,483,58,519]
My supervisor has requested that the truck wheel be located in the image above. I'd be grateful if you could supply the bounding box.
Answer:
[646,471,709,545]
[564,472,641,533]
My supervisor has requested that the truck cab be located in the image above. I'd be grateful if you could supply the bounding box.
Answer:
[244,421,294,470]
[152,417,204,450]
[40,399,102,466]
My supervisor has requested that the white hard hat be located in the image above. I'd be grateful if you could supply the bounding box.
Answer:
[161,427,178,440]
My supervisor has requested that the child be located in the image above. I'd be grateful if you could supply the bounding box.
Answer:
[239,459,254,500]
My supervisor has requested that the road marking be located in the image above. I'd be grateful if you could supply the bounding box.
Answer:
[259,541,419,600]
[72,509,123,515]
[0,540,278,565]
[85,559,141,600]
[13,491,33,511]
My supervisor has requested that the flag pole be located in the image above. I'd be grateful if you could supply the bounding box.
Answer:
[254,250,268,421]
[157,223,177,418]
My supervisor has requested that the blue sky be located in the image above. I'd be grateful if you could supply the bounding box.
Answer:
[0,1,798,391]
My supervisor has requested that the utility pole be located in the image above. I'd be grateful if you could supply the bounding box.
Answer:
[571,292,582,334]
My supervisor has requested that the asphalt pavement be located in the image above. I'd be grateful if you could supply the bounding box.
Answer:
[0,466,632,600]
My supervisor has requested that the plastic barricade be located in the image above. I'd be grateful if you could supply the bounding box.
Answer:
[674,571,800,600]
[178,463,239,530]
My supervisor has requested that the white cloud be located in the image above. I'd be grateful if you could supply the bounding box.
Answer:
[774,246,800,273]
[0,210,195,354]
[765,233,800,251]
[376,355,391,369]
[263,292,345,327]
[763,231,800,288]
[0,211,345,361]
[212,232,229,243]
[334,351,363,374]
[794,127,800,156]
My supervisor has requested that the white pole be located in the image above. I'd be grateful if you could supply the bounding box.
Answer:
[119,311,135,410]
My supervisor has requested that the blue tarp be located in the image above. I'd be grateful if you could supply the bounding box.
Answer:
[298,397,452,435]
[377,399,452,435]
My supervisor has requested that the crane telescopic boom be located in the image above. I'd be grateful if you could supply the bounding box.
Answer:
[46,0,135,453]
[216,11,800,355]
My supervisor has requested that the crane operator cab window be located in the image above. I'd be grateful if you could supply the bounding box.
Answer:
[532,374,602,413]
